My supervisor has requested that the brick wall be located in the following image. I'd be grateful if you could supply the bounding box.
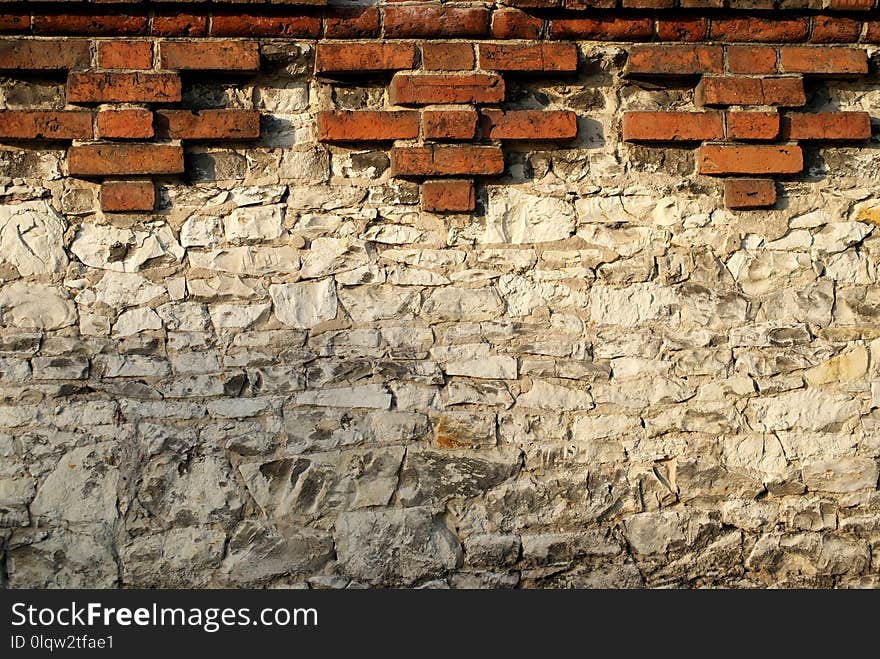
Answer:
[1,2,880,588]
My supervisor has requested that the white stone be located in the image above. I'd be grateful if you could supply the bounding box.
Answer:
[224,204,285,241]
[189,246,300,275]
[0,200,67,275]
[269,278,337,328]
[517,380,594,411]
[70,222,184,272]
[293,384,392,409]
[338,285,420,322]
[210,303,271,329]
[180,215,222,247]
[94,272,164,309]
[589,283,680,327]
[483,187,575,244]
[114,307,163,336]
[300,237,369,278]
[421,286,504,323]
[0,282,76,330]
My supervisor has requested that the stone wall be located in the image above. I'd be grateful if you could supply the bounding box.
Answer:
[1,1,880,588]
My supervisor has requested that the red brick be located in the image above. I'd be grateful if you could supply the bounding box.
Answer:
[422,179,475,213]
[710,18,808,43]
[383,6,489,38]
[0,111,93,140]
[827,0,874,8]
[778,47,868,75]
[811,17,862,44]
[316,110,419,142]
[324,7,380,39]
[726,46,778,74]
[780,112,872,140]
[480,110,577,140]
[725,111,780,140]
[423,110,478,140]
[625,45,723,75]
[0,40,90,70]
[697,144,803,175]
[210,13,321,38]
[656,18,708,42]
[550,17,653,40]
[623,0,674,6]
[154,110,260,140]
[160,41,259,71]
[622,111,723,141]
[67,72,181,103]
[478,43,577,72]
[391,146,504,177]
[0,12,30,34]
[100,180,155,213]
[97,41,153,70]
[151,12,207,37]
[68,144,184,176]
[724,179,777,209]
[34,12,148,36]
[696,76,806,107]
[97,109,154,139]
[315,42,416,73]
[866,22,880,44]
[491,8,543,40]
[421,43,474,71]
[390,73,504,106]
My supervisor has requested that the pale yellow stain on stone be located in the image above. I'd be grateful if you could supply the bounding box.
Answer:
[805,345,869,387]
[853,204,880,227]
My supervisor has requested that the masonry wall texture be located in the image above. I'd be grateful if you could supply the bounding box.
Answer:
[1,0,880,589]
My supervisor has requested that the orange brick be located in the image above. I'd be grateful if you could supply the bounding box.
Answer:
[67,72,181,103]
[0,110,93,140]
[422,179,475,213]
[698,144,803,176]
[478,43,577,72]
[480,110,578,140]
[725,179,777,209]
[622,111,723,141]
[780,112,872,140]
[726,46,777,74]
[100,180,155,212]
[391,146,504,177]
[423,110,478,140]
[696,76,805,107]
[97,41,153,70]
[315,42,416,73]
[725,111,780,140]
[710,17,808,42]
[160,41,259,71]
[69,144,184,176]
[316,110,419,142]
[491,8,543,40]
[389,73,504,105]
[625,45,723,75]
[154,110,261,140]
[778,47,868,75]
[421,42,474,71]
[383,6,489,38]
[97,109,154,138]
[0,39,90,70]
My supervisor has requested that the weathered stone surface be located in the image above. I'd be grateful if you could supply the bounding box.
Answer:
[483,187,576,244]
[333,508,462,585]
[2,41,879,591]
[0,282,76,329]
[269,279,337,328]
[0,200,67,275]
